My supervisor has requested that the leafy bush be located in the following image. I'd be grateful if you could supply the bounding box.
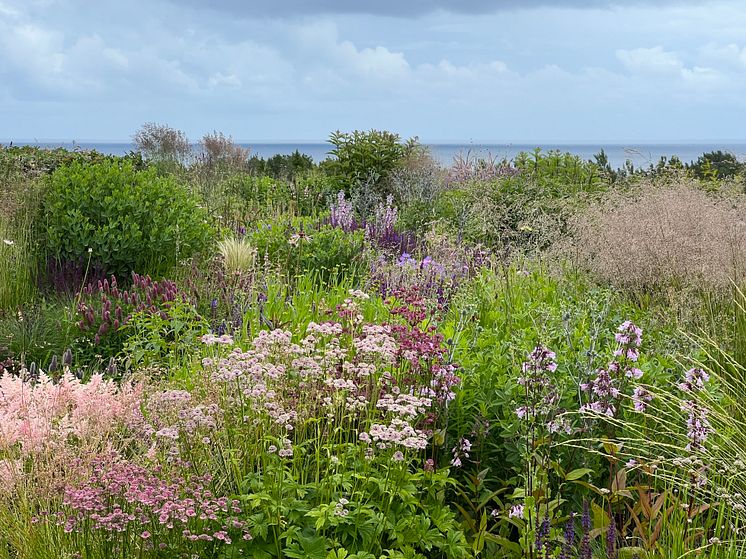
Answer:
[0,144,146,180]
[325,130,420,202]
[246,150,315,179]
[44,159,213,277]
[123,298,208,368]
[688,150,744,181]
[437,149,608,256]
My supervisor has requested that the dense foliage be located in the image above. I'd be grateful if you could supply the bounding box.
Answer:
[1,132,745,559]
[43,159,213,278]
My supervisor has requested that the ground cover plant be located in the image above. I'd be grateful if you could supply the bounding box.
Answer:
[1,128,745,558]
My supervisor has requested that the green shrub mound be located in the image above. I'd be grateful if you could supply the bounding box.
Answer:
[44,159,213,277]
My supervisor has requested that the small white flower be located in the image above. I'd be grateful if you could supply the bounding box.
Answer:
[2,239,14,246]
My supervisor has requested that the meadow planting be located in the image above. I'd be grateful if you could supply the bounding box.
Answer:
[1,127,746,558]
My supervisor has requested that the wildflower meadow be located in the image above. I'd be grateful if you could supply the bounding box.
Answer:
[1,128,746,558]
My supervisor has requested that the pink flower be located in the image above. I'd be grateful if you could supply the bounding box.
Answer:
[509,504,525,519]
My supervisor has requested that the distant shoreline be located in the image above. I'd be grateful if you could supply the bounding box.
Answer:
[4,141,746,170]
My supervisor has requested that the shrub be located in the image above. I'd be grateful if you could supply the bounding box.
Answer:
[44,159,213,278]
[391,154,447,234]
[325,129,420,201]
[246,150,315,180]
[132,122,191,166]
[197,131,250,170]
[565,180,746,292]
[688,150,744,181]
[0,144,146,180]
[437,149,608,257]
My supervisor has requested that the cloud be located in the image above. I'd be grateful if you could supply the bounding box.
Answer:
[616,46,726,90]
[0,0,744,141]
[617,46,684,75]
[169,0,717,18]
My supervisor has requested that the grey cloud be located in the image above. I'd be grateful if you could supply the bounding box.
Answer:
[170,0,714,18]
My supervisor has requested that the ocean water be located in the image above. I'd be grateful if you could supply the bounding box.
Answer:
[5,141,746,170]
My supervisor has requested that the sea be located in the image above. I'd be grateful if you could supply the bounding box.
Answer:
[4,141,746,170]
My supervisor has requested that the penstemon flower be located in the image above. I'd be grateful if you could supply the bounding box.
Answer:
[581,321,650,418]
[450,437,471,467]
[508,504,525,519]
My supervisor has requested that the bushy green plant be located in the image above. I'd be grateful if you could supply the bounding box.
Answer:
[437,150,609,256]
[247,150,315,179]
[0,144,146,180]
[688,150,744,181]
[123,298,208,368]
[249,218,365,283]
[44,159,213,277]
[325,130,420,201]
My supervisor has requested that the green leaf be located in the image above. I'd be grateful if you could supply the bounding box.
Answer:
[565,468,594,481]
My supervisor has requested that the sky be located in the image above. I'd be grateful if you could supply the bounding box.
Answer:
[1,0,745,143]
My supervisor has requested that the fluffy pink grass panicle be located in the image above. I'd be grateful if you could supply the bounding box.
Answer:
[0,369,143,455]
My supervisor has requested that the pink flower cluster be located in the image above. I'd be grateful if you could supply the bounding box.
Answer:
[143,390,220,454]
[581,321,649,417]
[0,370,142,454]
[367,419,429,451]
[197,295,459,465]
[201,333,234,346]
[679,368,712,454]
[60,454,251,543]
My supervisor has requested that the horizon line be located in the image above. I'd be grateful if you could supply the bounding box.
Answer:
[4,138,746,146]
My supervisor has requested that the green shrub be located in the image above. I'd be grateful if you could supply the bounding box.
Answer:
[438,150,608,255]
[688,150,744,181]
[325,129,420,202]
[44,160,213,277]
[246,150,315,179]
[0,144,146,180]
